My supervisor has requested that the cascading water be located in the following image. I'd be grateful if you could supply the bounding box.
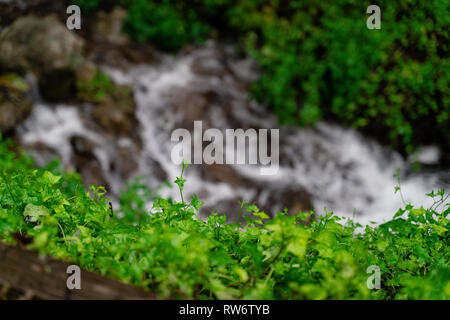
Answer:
[17,42,449,225]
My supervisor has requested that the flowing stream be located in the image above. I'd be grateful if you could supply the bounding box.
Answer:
[17,43,449,225]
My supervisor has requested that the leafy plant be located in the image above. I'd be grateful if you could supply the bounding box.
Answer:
[122,0,211,51]
[0,138,448,299]
[233,0,449,153]
[0,73,30,92]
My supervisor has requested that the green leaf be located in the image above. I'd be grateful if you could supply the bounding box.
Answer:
[23,204,49,222]
[245,204,259,213]
[190,194,205,211]
[234,267,249,282]
[174,177,186,190]
[253,211,270,220]
[411,208,425,216]
[43,171,61,185]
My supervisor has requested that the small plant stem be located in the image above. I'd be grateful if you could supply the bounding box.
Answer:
[57,221,68,247]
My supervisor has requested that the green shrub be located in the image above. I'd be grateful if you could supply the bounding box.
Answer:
[0,138,448,299]
[230,0,449,153]
[122,0,211,51]
[118,176,160,224]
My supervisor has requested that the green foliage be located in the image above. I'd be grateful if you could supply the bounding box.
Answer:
[122,0,211,51]
[233,0,450,153]
[76,71,114,103]
[0,73,30,92]
[0,138,448,299]
[118,176,159,224]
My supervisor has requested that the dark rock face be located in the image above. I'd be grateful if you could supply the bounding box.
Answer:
[117,143,140,180]
[68,134,141,192]
[91,7,130,46]
[191,54,226,77]
[170,90,210,131]
[85,7,160,70]
[21,141,59,165]
[38,69,77,102]
[199,163,313,223]
[91,86,140,141]
[200,164,253,188]
[75,61,98,84]
[0,0,67,28]
[70,136,110,191]
[259,188,313,224]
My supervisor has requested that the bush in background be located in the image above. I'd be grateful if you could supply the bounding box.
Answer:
[232,0,449,155]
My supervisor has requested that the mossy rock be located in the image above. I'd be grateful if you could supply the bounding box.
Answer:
[91,85,138,137]
[0,73,33,133]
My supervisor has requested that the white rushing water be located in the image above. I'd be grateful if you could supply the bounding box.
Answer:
[17,43,449,225]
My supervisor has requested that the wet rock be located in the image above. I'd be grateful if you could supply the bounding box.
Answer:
[20,141,59,167]
[117,141,139,180]
[87,41,159,70]
[0,0,67,28]
[167,84,252,133]
[191,53,226,77]
[85,7,159,70]
[75,61,98,84]
[144,158,168,183]
[259,187,314,223]
[38,69,76,102]
[190,42,259,91]
[163,46,270,135]
[200,186,313,225]
[0,15,84,75]
[170,90,210,130]
[92,7,130,46]
[200,197,243,222]
[91,85,140,140]
[120,44,160,66]
[199,162,313,222]
[78,159,110,191]
[200,164,253,188]
[70,135,96,158]
[70,135,110,190]
[0,15,85,101]
[0,74,32,133]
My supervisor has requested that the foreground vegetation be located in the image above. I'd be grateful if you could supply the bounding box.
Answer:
[72,0,450,154]
[0,138,448,299]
